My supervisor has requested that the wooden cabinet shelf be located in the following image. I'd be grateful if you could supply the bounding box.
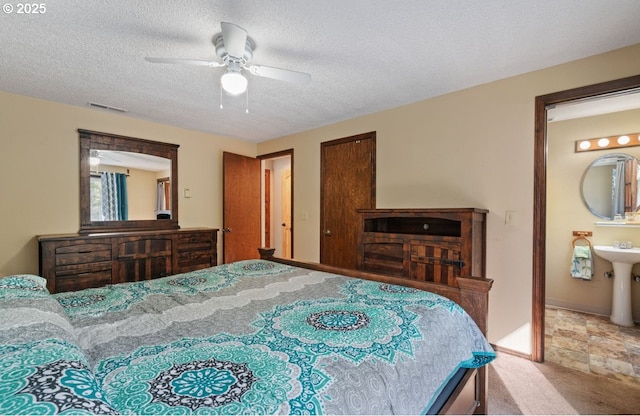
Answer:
[357,209,487,286]
[38,228,218,293]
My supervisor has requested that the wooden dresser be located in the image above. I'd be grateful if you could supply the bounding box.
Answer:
[38,228,218,293]
[357,209,487,286]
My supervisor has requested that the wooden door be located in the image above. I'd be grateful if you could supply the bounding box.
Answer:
[281,168,292,258]
[264,169,271,248]
[320,132,376,269]
[223,152,261,263]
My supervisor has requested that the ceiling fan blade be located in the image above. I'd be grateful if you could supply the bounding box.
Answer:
[145,57,224,67]
[248,65,311,84]
[221,22,247,58]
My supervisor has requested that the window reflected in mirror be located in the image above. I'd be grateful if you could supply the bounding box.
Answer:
[156,177,171,219]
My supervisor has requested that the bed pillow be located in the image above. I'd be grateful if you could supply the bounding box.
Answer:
[0,274,76,344]
[0,273,48,294]
[0,274,120,414]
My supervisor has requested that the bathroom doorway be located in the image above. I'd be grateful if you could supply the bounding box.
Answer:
[533,74,640,363]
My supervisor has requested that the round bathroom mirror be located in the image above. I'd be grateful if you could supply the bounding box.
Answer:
[581,153,640,220]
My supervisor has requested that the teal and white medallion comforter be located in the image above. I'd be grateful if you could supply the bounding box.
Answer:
[0,260,494,414]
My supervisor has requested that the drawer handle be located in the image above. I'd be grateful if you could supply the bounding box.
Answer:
[441,258,466,268]
[78,250,93,254]
[414,256,465,268]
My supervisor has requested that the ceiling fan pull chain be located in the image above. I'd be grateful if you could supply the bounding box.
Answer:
[220,85,224,110]
[245,87,249,114]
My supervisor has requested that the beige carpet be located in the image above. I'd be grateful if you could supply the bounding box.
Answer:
[488,352,640,415]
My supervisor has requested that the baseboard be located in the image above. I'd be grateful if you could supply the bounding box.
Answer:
[490,343,531,360]
[544,298,610,317]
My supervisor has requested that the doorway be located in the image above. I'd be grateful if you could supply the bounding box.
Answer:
[533,74,640,362]
[320,132,376,269]
[260,150,293,259]
[222,150,293,263]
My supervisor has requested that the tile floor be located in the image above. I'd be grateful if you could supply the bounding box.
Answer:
[545,306,640,385]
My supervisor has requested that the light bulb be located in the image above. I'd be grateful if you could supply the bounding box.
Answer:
[220,70,247,95]
[579,141,591,150]
[617,135,630,145]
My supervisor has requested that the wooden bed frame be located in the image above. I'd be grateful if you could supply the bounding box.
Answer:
[259,248,493,415]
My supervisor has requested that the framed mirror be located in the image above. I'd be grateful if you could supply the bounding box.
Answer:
[79,129,179,233]
[581,152,639,220]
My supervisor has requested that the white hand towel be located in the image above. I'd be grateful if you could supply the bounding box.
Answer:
[570,246,593,280]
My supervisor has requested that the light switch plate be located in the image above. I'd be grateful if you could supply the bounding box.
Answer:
[505,210,515,224]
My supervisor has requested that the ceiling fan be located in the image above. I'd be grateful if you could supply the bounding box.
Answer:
[145,22,311,96]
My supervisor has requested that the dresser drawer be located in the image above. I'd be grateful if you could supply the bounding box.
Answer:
[177,251,214,273]
[176,232,213,246]
[54,268,112,293]
[55,242,112,266]
[176,231,216,273]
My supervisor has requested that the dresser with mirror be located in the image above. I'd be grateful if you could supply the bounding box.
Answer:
[38,130,218,293]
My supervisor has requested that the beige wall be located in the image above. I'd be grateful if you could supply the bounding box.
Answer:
[257,43,640,354]
[0,91,256,278]
[547,109,640,319]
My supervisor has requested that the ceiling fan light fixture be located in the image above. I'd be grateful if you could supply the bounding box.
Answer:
[221,70,247,95]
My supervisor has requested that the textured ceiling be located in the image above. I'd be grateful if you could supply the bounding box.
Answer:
[2,0,640,143]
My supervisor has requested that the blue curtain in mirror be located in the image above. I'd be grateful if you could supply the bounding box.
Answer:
[101,172,128,221]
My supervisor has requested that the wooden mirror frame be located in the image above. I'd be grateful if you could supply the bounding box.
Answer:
[79,129,180,234]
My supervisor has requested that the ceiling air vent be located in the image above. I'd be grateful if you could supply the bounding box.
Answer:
[88,102,127,113]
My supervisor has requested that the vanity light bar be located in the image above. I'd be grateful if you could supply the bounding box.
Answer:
[575,132,640,152]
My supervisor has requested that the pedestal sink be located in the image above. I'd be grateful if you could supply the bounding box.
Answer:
[593,245,640,326]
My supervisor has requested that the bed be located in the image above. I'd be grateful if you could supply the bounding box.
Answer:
[0,251,494,415]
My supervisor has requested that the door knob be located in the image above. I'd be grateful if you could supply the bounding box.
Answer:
[222,228,232,233]
[323,229,332,236]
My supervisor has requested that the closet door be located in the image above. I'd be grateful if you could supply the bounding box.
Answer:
[320,132,376,269]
